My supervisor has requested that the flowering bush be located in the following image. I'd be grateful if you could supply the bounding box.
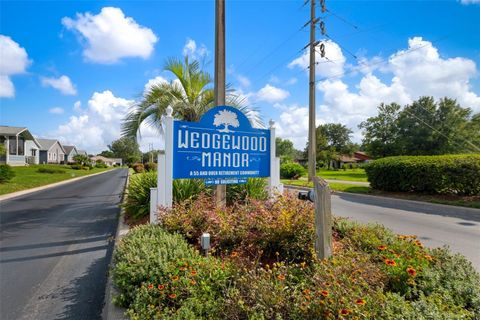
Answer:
[159,193,315,262]
[112,225,235,319]
[113,199,480,319]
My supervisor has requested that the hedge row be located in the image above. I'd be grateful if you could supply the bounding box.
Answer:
[364,154,480,195]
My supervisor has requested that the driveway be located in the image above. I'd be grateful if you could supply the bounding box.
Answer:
[0,168,128,320]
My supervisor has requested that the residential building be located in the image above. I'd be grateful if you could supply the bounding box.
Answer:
[77,150,88,157]
[37,139,66,164]
[90,155,122,166]
[0,126,41,165]
[63,145,78,164]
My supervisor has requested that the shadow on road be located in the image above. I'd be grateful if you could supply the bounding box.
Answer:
[335,192,480,222]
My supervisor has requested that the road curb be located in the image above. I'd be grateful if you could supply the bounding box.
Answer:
[284,185,480,213]
[102,171,131,320]
[0,168,117,202]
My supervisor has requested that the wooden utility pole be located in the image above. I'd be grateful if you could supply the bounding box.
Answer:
[308,0,317,181]
[214,0,227,206]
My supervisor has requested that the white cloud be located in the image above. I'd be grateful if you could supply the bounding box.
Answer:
[62,7,158,64]
[289,40,346,78]
[53,90,133,153]
[274,104,322,150]
[49,107,65,114]
[237,75,251,88]
[53,87,163,153]
[315,36,480,142]
[144,75,168,95]
[0,35,30,98]
[460,0,480,4]
[41,75,77,95]
[255,84,290,103]
[73,100,82,112]
[182,38,209,60]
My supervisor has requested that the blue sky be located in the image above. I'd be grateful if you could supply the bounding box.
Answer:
[1,0,480,153]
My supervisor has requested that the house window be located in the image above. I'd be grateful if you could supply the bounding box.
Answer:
[8,137,16,155]
[31,149,36,156]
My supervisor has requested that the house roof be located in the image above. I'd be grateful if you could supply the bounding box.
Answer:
[63,145,77,155]
[0,125,35,140]
[77,149,87,155]
[37,138,66,153]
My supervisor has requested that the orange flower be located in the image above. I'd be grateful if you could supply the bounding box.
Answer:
[303,289,311,295]
[157,284,165,290]
[406,267,417,277]
[171,275,180,282]
[324,282,331,287]
[168,293,177,299]
[147,283,154,289]
[179,266,187,271]
[425,254,433,261]
[320,290,329,297]
[230,251,239,258]
[384,259,397,267]
[190,279,197,285]
[277,274,286,281]
[190,270,198,276]
[355,298,366,305]
[377,245,387,251]
[339,309,352,316]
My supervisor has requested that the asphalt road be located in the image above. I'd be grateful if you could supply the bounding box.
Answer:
[0,168,127,320]
[331,192,480,270]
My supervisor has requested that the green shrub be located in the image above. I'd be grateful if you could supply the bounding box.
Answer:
[37,167,66,174]
[173,179,208,203]
[125,173,207,220]
[226,178,268,204]
[111,225,234,319]
[132,162,144,173]
[0,164,15,183]
[160,194,315,262]
[94,163,108,168]
[280,162,306,179]
[70,164,83,170]
[365,154,480,195]
[144,162,157,172]
[124,171,157,220]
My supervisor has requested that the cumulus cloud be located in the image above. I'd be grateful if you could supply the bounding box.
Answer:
[144,75,168,95]
[41,75,77,95]
[49,107,65,114]
[0,35,30,98]
[73,100,82,112]
[53,90,133,153]
[255,84,290,103]
[314,36,480,142]
[62,7,158,63]
[289,40,346,78]
[274,103,322,150]
[182,38,208,60]
[53,89,162,153]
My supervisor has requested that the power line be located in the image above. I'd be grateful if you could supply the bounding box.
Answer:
[315,34,450,84]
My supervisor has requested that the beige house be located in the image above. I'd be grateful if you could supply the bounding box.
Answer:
[90,155,122,166]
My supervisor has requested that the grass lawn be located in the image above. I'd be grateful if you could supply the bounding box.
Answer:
[0,164,114,195]
[281,178,480,209]
[316,168,368,182]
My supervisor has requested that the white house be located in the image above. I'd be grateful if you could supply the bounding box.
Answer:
[0,126,41,165]
[37,139,66,164]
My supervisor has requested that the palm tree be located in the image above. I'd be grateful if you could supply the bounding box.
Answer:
[122,57,260,139]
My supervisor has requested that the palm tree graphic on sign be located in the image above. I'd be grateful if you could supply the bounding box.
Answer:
[213,109,240,133]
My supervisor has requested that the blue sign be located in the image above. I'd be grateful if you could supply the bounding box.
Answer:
[173,106,270,181]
